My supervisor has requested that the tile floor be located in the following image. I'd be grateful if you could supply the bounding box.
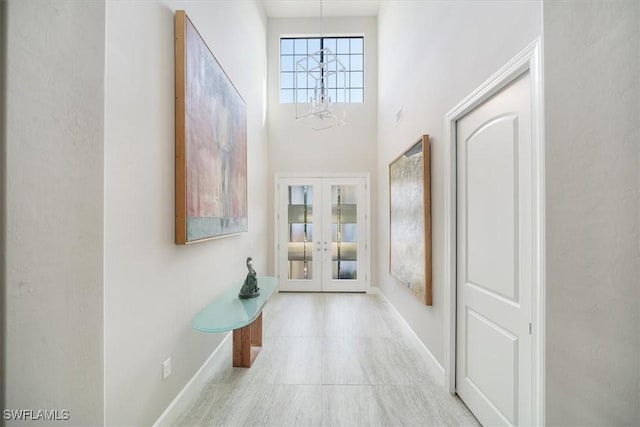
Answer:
[174,292,479,426]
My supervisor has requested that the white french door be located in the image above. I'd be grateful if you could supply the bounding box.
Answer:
[276,176,368,292]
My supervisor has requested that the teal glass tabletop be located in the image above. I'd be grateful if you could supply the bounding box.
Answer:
[192,276,278,333]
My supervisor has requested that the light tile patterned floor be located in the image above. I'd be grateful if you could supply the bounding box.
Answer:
[174,293,479,426]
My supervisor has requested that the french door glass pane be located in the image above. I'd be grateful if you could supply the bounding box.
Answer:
[331,185,357,280]
[288,185,313,280]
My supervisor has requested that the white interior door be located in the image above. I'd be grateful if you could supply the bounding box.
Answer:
[277,176,367,292]
[456,72,533,426]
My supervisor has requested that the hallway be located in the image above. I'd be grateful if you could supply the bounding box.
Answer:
[174,293,479,426]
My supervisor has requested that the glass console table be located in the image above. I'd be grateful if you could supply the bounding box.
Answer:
[192,276,278,368]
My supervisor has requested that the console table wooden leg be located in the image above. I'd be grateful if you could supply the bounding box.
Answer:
[233,311,263,368]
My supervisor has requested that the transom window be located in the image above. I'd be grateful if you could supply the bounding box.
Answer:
[280,36,364,104]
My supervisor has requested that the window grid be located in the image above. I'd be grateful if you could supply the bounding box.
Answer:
[280,36,364,104]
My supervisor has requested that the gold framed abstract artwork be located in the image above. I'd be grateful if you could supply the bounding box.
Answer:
[389,135,432,305]
[175,11,247,244]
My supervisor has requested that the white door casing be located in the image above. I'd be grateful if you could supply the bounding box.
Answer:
[443,38,545,426]
[456,73,532,426]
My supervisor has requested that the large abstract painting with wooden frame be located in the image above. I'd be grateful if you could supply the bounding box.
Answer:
[389,135,432,305]
[175,10,247,244]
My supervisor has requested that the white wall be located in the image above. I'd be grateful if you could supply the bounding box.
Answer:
[1,0,7,415]
[4,0,105,425]
[104,1,268,425]
[376,1,541,368]
[267,17,378,279]
[543,0,640,424]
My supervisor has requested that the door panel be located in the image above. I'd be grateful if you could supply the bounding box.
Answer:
[322,178,367,292]
[465,307,518,424]
[456,72,532,426]
[279,179,322,292]
[466,115,519,302]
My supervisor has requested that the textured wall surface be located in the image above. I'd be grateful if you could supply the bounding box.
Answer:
[377,0,541,367]
[544,1,640,425]
[0,0,7,417]
[104,1,269,425]
[5,0,105,424]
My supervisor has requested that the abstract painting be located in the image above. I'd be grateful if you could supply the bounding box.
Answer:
[175,11,247,244]
[389,135,432,305]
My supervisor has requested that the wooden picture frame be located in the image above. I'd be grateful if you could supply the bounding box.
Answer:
[175,10,247,244]
[389,135,432,305]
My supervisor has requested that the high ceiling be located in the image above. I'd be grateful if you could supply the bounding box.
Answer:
[261,0,383,18]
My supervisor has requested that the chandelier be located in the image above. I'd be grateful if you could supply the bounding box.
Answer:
[295,0,347,131]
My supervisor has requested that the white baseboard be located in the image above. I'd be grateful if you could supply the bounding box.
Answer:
[366,286,380,295]
[153,333,233,427]
[376,287,445,384]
